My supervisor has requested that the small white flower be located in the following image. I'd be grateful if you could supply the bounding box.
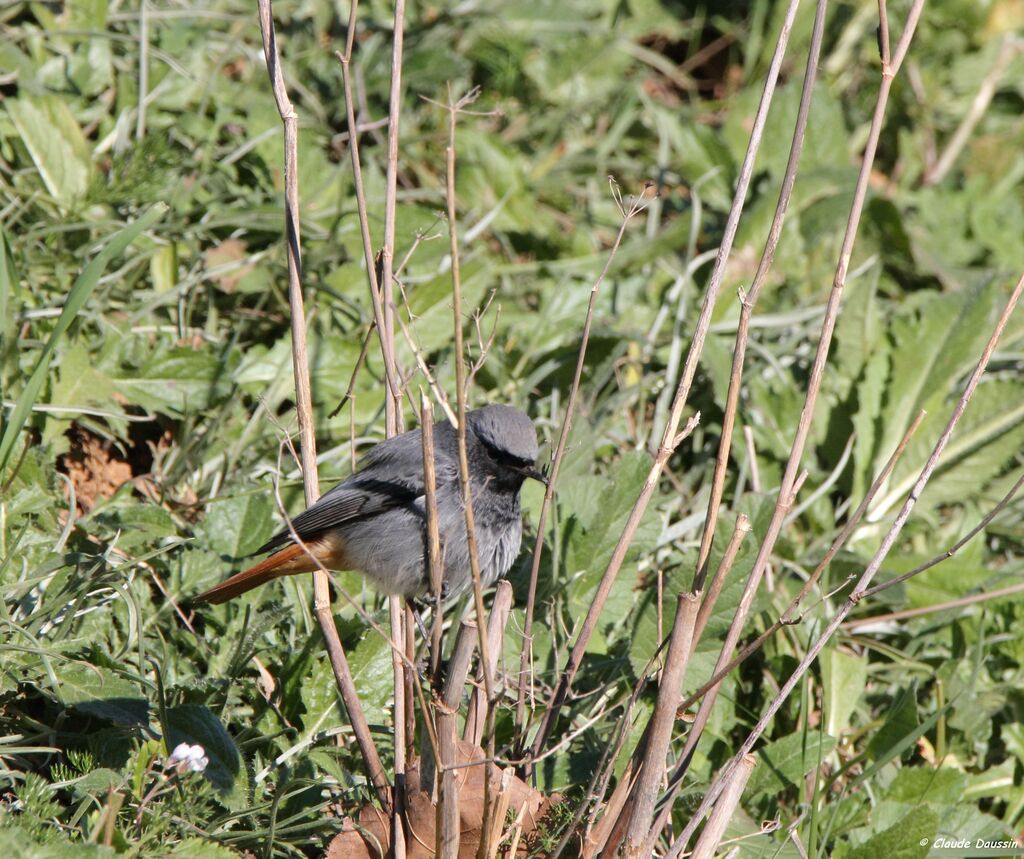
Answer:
[168,742,192,764]
[168,742,208,773]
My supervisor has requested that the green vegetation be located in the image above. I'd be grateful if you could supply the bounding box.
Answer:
[1,0,1023,855]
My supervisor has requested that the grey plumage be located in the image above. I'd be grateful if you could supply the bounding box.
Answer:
[201,404,542,602]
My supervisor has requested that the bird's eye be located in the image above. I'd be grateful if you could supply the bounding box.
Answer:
[481,437,532,469]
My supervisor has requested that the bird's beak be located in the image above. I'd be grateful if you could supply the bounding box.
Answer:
[521,465,548,486]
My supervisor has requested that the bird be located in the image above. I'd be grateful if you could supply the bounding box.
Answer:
[193,404,545,605]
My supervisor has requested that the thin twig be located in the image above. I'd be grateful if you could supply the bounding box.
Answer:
[856,469,1024,602]
[421,394,445,685]
[380,0,406,434]
[619,594,700,856]
[691,514,751,650]
[441,86,500,859]
[256,0,389,809]
[665,267,1021,858]
[529,0,802,766]
[694,0,827,586]
[334,8,401,407]
[516,182,652,739]
[922,34,1021,185]
[688,755,757,859]
[845,579,1024,630]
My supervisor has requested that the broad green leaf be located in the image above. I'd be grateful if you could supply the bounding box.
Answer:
[111,346,233,416]
[55,664,149,727]
[0,204,166,474]
[5,96,92,205]
[747,730,837,798]
[868,682,920,763]
[821,648,867,739]
[845,807,937,859]
[199,493,274,559]
[164,704,248,809]
[886,767,966,805]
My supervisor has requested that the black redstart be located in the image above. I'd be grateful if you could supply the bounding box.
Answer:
[193,404,544,604]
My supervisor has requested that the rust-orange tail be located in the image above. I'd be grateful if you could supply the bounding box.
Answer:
[193,541,333,605]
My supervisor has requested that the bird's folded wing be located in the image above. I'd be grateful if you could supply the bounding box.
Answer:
[254,425,459,555]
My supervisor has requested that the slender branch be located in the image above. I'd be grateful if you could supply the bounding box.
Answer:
[529,0,802,766]
[694,0,827,586]
[922,34,1021,186]
[381,0,406,434]
[677,409,925,716]
[619,594,700,857]
[664,268,1023,858]
[516,183,651,738]
[256,0,389,809]
[687,755,757,859]
[334,5,401,409]
[845,579,1024,630]
[443,88,494,704]
[421,394,445,685]
[691,514,751,651]
[856,469,1024,602]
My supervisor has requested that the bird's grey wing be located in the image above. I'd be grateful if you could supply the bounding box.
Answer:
[255,426,459,554]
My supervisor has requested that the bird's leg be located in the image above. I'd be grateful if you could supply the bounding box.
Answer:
[408,598,430,641]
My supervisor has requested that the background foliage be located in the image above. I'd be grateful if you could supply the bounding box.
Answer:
[2,0,1023,855]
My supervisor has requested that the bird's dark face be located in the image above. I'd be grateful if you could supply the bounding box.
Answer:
[468,405,546,489]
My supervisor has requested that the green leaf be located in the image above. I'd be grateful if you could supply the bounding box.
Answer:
[747,730,837,798]
[0,204,166,474]
[56,664,149,727]
[344,629,393,725]
[169,840,238,859]
[110,345,233,415]
[5,96,92,205]
[164,704,248,809]
[868,682,920,763]
[886,767,967,805]
[200,493,274,559]
[821,648,867,739]
[845,807,937,859]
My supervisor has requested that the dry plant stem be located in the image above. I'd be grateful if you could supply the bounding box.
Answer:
[694,0,827,585]
[619,594,700,857]
[381,0,406,433]
[396,305,457,424]
[443,93,497,859]
[444,101,494,703]
[859,469,1024,601]
[656,0,927,828]
[677,410,924,713]
[380,9,408,853]
[421,394,445,685]
[530,0,801,766]
[687,755,757,859]
[257,0,389,808]
[845,579,1024,629]
[665,269,1023,859]
[516,192,647,736]
[673,485,802,782]
[465,581,514,746]
[334,6,400,404]
[436,620,478,859]
[923,34,1021,185]
[389,599,408,859]
[691,514,751,651]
